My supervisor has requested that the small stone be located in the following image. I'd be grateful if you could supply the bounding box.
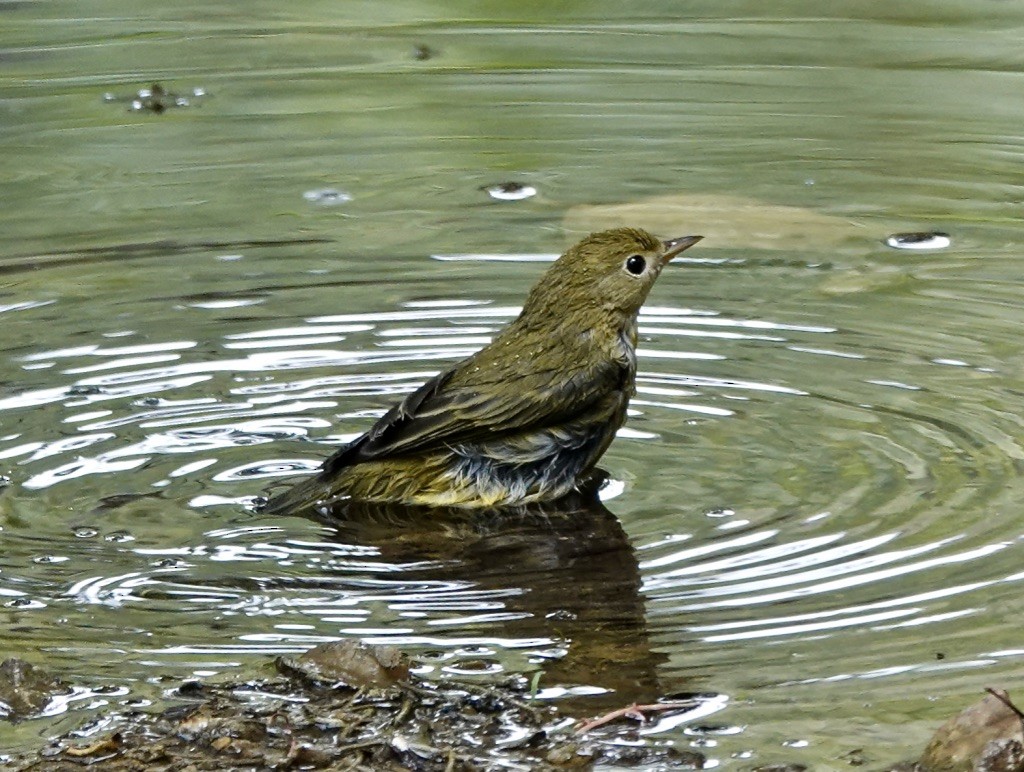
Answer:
[277,640,410,688]
[0,659,66,719]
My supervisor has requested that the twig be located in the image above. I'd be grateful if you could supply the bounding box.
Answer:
[575,701,695,734]
[338,738,388,753]
[429,680,548,723]
[986,687,1024,735]
[394,693,416,726]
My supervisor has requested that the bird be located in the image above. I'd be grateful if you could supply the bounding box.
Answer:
[261,227,702,515]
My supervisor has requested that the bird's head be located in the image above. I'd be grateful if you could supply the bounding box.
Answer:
[522,227,702,325]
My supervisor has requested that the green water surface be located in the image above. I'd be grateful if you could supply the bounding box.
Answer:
[2,1,1024,767]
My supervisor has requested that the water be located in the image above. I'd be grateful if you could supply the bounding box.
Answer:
[3,1,1024,766]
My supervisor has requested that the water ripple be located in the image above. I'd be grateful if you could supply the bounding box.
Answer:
[2,297,821,495]
[3,244,1024,766]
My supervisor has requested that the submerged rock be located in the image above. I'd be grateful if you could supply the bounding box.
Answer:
[0,659,66,721]
[917,689,1024,772]
[563,193,864,251]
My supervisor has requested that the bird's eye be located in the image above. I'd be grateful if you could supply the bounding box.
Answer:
[624,255,647,275]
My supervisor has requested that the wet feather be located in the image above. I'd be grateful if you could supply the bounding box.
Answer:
[263,227,701,514]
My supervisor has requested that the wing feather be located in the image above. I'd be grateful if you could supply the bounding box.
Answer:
[321,358,626,475]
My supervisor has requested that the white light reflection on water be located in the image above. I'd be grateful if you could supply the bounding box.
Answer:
[648,535,1006,609]
[2,296,812,496]
[639,694,732,737]
[3,251,1023,772]
[3,3,1024,767]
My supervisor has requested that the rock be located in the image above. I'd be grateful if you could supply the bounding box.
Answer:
[918,690,1024,772]
[0,658,66,720]
[276,640,410,689]
[976,739,1024,772]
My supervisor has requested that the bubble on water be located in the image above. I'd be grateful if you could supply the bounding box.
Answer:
[106,83,207,113]
[885,231,951,250]
[72,526,99,538]
[6,597,45,609]
[303,188,352,206]
[483,182,537,201]
[32,555,70,564]
[706,508,735,518]
[152,557,187,569]
[455,645,495,657]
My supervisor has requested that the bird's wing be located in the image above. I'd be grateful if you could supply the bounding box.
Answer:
[320,358,628,474]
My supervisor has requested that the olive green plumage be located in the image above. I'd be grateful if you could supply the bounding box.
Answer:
[263,227,701,515]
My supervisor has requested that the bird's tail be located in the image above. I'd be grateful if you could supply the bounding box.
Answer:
[259,471,330,517]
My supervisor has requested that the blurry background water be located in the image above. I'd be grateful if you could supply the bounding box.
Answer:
[3,0,1024,766]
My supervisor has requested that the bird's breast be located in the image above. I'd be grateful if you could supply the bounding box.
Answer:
[441,397,628,505]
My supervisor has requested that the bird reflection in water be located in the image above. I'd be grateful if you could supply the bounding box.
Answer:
[305,472,667,712]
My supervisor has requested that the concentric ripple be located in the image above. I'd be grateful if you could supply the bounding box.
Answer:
[2,250,1021,694]
[4,0,1024,765]
[2,236,1024,771]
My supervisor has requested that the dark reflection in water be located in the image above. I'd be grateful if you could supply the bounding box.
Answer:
[306,475,671,711]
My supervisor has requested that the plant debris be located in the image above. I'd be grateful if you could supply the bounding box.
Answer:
[575,700,701,734]
[9,642,706,771]
[101,83,207,113]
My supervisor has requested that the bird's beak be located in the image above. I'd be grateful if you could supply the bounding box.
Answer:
[661,235,703,261]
